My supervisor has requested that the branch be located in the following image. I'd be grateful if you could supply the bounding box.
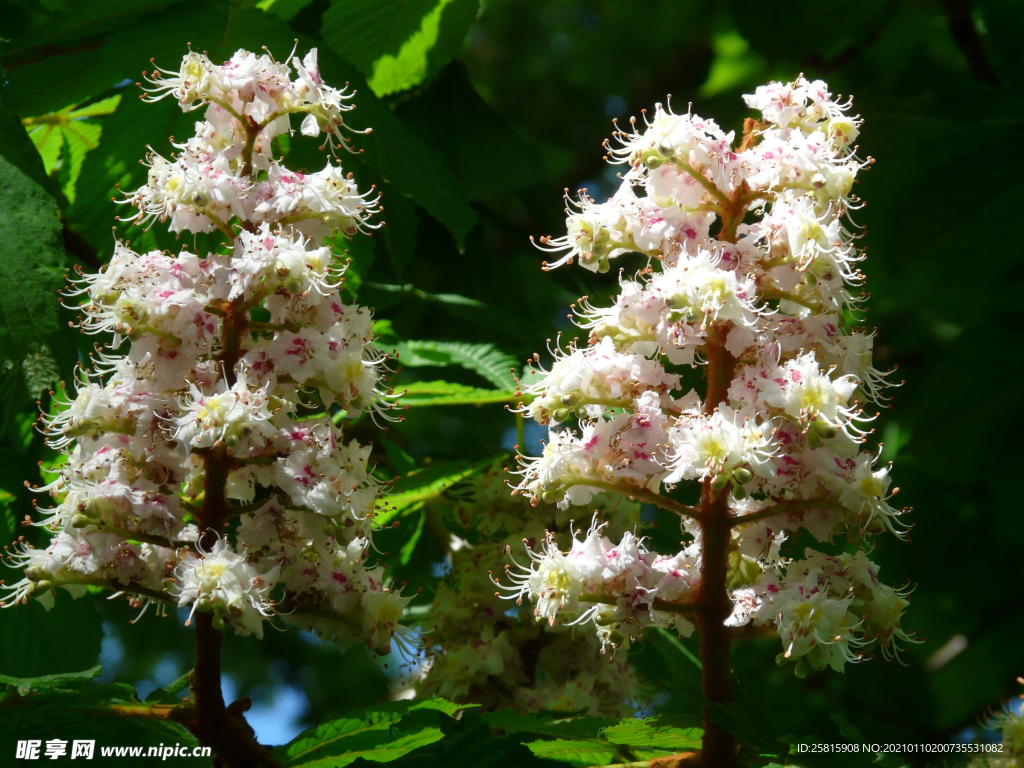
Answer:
[759,288,821,312]
[50,576,175,606]
[730,497,845,527]
[672,160,731,209]
[562,479,702,522]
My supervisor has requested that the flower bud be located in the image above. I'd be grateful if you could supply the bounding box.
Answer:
[551,408,570,423]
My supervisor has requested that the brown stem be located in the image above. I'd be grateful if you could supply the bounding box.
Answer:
[694,164,746,766]
[180,113,283,766]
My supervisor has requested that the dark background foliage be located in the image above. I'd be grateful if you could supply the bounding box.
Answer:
[0,0,1022,763]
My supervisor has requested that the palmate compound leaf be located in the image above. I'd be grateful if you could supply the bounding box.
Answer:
[273,697,470,767]
[394,341,519,390]
[24,95,122,203]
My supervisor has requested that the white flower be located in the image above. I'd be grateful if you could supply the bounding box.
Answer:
[253,162,381,243]
[759,353,865,438]
[651,250,760,328]
[666,405,776,483]
[174,373,275,451]
[174,539,276,638]
[524,337,679,424]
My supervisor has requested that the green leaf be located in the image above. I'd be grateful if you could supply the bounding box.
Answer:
[321,0,480,97]
[377,456,499,524]
[0,665,203,765]
[2,49,122,121]
[144,672,191,704]
[600,718,702,751]
[274,697,467,767]
[383,710,550,768]
[523,738,616,767]
[382,190,419,279]
[381,437,418,475]
[0,81,54,195]
[399,509,428,565]
[396,64,544,199]
[27,122,64,174]
[0,591,104,679]
[59,120,103,203]
[395,341,519,389]
[256,0,318,21]
[0,155,66,364]
[65,95,122,120]
[482,711,613,740]
[368,282,487,310]
[0,666,101,696]
[401,380,517,407]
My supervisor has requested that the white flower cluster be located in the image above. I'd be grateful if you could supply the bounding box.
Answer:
[416,463,643,717]
[509,78,914,673]
[499,518,698,653]
[4,47,412,656]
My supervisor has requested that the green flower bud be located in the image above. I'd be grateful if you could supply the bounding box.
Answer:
[733,467,753,485]
[560,392,580,407]
[551,408,570,423]
[540,489,562,504]
[212,614,226,631]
